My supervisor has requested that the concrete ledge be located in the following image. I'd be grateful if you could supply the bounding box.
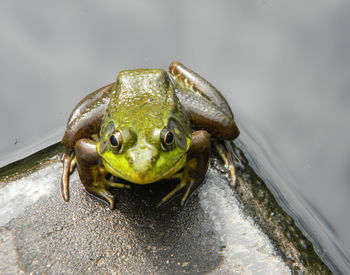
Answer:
[0,142,331,274]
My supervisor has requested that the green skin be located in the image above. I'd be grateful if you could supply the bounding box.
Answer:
[61,61,239,209]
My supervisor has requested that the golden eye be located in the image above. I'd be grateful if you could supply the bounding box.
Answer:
[99,121,115,153]
[110,131,122,152]
[161,128,174,151]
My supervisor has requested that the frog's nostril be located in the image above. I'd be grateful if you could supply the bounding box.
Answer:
[127,152,135,165]
[150,157,156,163]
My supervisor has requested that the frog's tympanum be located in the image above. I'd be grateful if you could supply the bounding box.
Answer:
[60,62,239,209]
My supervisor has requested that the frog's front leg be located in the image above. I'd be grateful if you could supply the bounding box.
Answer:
[158,130,210,207]
[75,139,117,210]
[60,83,114,202]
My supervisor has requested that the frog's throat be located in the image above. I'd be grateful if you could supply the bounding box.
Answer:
[101,154,187,184]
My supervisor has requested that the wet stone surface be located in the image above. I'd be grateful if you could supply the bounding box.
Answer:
[0,159,291,274]
[1,139,335,274]
[1,164,222,274]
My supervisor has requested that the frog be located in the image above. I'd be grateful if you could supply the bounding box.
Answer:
[60,61,239,209]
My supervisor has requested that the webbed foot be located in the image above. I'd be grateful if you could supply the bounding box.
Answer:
[158,130,211,207]
[75,138,119,210]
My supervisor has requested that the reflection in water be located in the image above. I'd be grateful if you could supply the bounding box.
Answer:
[0,1,349,274]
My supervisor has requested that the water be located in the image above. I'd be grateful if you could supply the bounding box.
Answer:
[1,1,349,273]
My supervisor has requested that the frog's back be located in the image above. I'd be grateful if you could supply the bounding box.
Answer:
[105,69,182,132]
[115,69,171,109]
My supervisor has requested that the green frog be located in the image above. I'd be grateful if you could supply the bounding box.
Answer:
[60,62,239,209]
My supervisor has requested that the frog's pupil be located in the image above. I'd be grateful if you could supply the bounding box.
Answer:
[110,134,118,147]
[165,132,174,144]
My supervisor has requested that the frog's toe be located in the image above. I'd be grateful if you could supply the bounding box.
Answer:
[61,153,72,202]
[85,186,116,210]
[157,177,198,207]
[108,181,131,189]
[69,156,77,174]
[180,179,196,206]
[103,192,116,210]
[214,142,236,186]
[157,180,187,207]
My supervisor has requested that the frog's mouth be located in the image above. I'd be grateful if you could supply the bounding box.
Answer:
[101,154,187,185]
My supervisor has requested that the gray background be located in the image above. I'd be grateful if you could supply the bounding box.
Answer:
[1,0,349,273]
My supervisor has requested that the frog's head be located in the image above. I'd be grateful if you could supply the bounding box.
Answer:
[97,69,192,184]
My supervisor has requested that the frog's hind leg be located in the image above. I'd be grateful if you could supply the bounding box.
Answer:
[158,130,210,207]
[168,61,239,139]
[168,61,239,186]
[75,139,117,210]
[168,62,239,141]
[69,156,77,173]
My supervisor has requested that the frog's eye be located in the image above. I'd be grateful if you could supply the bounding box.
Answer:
[110,131,123,152]
[99,121,115,154]
[160,128,174,151]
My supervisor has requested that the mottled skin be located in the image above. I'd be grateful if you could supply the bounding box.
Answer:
[61,61,239,209]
